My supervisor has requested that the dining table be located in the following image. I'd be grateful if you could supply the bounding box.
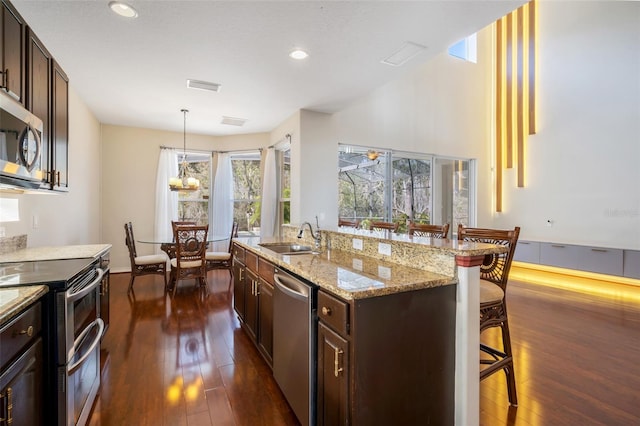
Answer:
[137,235,230,259]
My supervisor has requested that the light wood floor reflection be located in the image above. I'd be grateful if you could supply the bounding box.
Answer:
[89,271,640,425]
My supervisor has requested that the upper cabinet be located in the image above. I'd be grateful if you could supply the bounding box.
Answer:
[51,60,69,191]
[2,0,70,191]
[26,27,51,188]
[0,0,25,103]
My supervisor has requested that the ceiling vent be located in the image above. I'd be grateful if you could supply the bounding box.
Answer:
[381,42,427,66]
[221,116,247,127]
[186,79,221,92]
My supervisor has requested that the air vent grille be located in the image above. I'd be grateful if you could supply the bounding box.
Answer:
[186,79,221,92]
[221,116,247,127]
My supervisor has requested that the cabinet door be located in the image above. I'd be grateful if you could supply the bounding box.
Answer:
[244,270,259,342]
[257,278,273,367]
[317,322,349,426]
[26,28,51,188]
[51,60,69,191]
[233,260,246,321]
[1,1,25,103]
[0,338,43,426]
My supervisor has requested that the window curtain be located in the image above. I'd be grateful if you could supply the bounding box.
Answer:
[210,152,233,251]
[154,148,179,255]
[260,147,278,238]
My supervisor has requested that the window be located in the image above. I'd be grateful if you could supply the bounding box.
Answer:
[278,146,291,227]
[448,33,477,63]
[231,152,262,234]
[338,145,474,233]
[177,152,210,225]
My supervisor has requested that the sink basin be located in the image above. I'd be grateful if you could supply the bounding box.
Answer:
[258,243,315,255]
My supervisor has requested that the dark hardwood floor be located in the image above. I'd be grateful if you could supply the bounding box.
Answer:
[88,269,640,425]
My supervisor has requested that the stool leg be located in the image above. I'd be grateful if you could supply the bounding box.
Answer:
[501,317,518,406]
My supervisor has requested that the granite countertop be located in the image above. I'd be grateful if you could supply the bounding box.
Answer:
[234,236,456,300]
[0,285,48,327]
[0,244,112,263]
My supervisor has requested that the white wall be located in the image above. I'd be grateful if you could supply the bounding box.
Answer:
[1,86,102,246]
[492,1,640,249]
[328,1,640,250]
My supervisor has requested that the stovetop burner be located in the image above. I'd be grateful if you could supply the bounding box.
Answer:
[0,258,96,289]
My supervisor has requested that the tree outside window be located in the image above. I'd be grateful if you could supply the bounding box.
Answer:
[231,152,262,234]
[177,152,210,225]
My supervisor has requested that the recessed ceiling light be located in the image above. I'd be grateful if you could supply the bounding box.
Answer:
[109,1,138,19]
[289,49,309,60]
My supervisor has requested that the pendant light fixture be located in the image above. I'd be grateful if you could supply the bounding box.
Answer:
[169,109,200,192]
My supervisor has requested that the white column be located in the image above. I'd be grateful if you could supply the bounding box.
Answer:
[454,257,482,426]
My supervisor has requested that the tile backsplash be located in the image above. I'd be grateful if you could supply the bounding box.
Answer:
[0,234,27,255]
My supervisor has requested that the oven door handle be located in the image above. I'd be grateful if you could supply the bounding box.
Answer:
[68,318,104,375]
[67,268,104,303]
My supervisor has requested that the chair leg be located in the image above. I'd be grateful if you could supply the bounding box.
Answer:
[128,274,136,294]
[501,319,518,406]
[227,268,233,292]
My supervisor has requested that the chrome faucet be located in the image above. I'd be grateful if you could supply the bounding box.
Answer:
[298,217,322,250]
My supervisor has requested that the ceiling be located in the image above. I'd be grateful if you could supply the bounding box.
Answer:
[12,0,526,137]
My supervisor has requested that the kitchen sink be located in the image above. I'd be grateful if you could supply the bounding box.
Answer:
[258,243,316,255]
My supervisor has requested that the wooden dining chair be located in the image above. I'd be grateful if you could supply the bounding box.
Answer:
[170,224,209,294]
[370,220,399,232]
[408,222,450,239]
[206,222,238,287]
[458,224,521,406]
[124,222,168,294]
[338,218,360,228]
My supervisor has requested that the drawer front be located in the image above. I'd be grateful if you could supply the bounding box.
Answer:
[258,258,275,286]
[513,241,540,264]
[232,243,245,264]
[318,291,349,336]
[539,242,580,270]
[624,250,640,279]
[245,250,258,273]
[577,246,623,276]
[0,301,42,367]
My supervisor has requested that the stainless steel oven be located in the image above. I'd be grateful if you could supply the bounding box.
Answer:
[56,266,104,426]
[0,256,106,426]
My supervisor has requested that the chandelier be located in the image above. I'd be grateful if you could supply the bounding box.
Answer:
[169,109,200,192]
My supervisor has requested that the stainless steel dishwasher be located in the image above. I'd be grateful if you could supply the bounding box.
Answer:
[273,267,317,426]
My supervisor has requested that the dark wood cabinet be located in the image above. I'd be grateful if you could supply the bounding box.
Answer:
[317,321,349,426]
[231,243,275,367]
[25,27,51,188]
[51,60,69,191]
[316,285,457,425]
[0,0,25,103]
[232,257,246,321]
[244,269,259,342]
[0,301,43,426]
[257,279,273,366]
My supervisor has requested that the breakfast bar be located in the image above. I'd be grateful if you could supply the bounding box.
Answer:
[231,225,506,425]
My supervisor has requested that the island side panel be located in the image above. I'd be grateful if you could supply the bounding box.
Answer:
[350,284,456,425]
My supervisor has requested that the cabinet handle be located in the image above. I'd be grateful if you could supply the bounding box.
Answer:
[56,171,61,187]
[1,68,7,89]
[591,248,608,253]
[255,280,260,295]
[321,306,332,316]
[551,244,565,248]
[15,325,34,337]
[334,347,344,377]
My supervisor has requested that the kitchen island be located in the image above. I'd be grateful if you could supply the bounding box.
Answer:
[232,226,506,426]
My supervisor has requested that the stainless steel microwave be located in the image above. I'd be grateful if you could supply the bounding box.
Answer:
[0,90,44,190]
